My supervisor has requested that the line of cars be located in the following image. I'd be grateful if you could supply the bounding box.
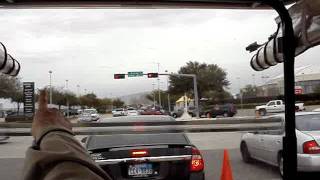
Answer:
[171,104,237,118]
[112,107,168,117]
[112,107,140,117]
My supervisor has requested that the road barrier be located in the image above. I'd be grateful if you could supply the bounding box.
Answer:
[0,117,283,136]
[0,116,281,128]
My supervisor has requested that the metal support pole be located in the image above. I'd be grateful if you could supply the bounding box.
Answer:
[152,83,156,107]
[263,0,297,179]
[157,63,161,107]
[49,70,52,105]
[193,75,200,118]
[66,80,69,119]
[166,76,171,112]
[160,73,199,118]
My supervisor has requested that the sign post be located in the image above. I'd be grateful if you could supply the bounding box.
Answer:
[128,71,143,77]
[23,82,35,117]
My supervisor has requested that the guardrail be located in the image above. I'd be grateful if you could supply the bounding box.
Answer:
[0,117,281,128]
[0,117,282,136]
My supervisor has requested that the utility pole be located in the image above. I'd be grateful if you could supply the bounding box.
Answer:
[252,74,256,86]
[165,70,171,113]
[77,84,80,97]
[65,80,69,119]
[152,83,156,107]
[49,70,53,105]
[237,77,243,109]
[157,63,161,107]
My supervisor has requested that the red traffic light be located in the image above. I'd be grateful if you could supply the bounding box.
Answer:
[147,73,158,78]
[114,74,125,79]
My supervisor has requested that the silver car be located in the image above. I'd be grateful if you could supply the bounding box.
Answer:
[240,112,320,176]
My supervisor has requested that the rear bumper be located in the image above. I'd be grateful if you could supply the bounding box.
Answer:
[298,153,320,172]
[190,172,205,180]
[95,155,192,165]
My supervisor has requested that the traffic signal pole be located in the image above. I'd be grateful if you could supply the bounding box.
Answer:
[114,72,200,118]
[159,73,200,118]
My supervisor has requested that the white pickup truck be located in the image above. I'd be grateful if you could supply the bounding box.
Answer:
[255,100,305,116]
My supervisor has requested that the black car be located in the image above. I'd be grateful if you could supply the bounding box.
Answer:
[82,116,205,180]
[203,104,237,118]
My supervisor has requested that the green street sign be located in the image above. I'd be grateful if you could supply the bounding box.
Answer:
[128,71,143,77]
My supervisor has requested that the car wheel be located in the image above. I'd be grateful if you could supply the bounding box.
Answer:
[278,153,284,177]
[259,109,266,116]
[240,142,252,163]
[172,113,177,118]
[206,112,211,118]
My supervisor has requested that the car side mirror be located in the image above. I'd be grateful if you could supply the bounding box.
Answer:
[81,137,88,143]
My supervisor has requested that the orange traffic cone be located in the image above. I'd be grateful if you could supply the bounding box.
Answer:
[220,149,233,180]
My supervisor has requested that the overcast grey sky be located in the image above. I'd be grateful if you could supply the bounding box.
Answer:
[0,9,319,98]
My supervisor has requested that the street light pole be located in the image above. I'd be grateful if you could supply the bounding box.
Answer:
[66,80,69,119]
[77,84,80,97]
[237,77,243,109]
[152,83,156,107]
[165,70,171,113]
[49,70,52,105]
[252,74,256,86]
[157,63,161,107]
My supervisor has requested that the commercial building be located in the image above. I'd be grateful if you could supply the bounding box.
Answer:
[257,66,320,96]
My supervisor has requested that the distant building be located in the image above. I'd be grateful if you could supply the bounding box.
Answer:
[257,66,320,96]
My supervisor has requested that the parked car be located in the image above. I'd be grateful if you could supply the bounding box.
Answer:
[0,111,7,118]
[255,100,305,116]
[82,116,205,180]
[112,108,127,117]
[79,108,99,122]
[200,104,237,118]
[240,112,320,176]
[171,107,200,118]
[127,107,139,116]
[140,109,164,115]
[62,109,79,116]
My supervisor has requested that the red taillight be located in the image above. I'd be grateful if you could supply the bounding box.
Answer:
[303,140,320,154]
[131,149,148,157]
[190,147,204,172]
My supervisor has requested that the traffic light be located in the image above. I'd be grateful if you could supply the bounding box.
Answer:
[147,73,158,78]
[114,74,125,79]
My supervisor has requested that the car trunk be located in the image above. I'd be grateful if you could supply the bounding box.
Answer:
[301,131,320,145]
[87,134,193,180]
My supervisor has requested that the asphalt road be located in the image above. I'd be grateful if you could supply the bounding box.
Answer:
[0,132,284,180]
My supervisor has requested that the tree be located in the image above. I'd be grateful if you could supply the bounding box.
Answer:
[0,75,24,112]
[80,93,101,108]
[241,84,258,98]
[0,74,20,99]
[202,90,233,104]
[113,98,125,108]
[145,90,179,110]
[51,87,67,109]
[169,61,230,99]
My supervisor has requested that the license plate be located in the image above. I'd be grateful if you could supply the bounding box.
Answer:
[128,163,153,177]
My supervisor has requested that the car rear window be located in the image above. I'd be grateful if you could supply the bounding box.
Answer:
[296,114,320,131]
